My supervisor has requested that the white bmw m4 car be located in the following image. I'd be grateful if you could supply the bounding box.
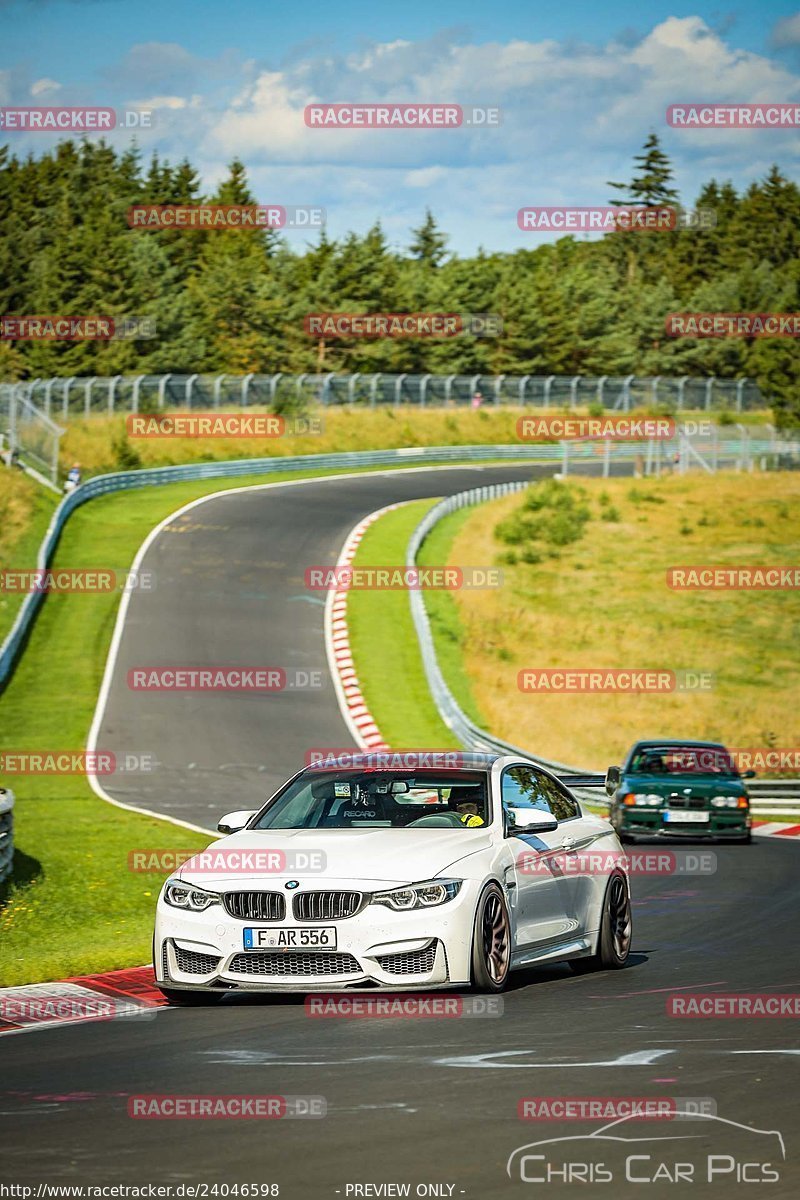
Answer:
[154,754,631,1003]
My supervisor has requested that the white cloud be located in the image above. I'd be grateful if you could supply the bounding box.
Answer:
[30,77,61,96]
[3,18,799,253]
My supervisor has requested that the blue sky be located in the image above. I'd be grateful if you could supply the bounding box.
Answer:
[2,1,799,254]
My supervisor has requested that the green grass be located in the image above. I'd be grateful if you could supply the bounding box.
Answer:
[0,472,58,643]
[344,497,501,746]
[0,460,486,986]
[416,506,487,728]
[346,500,457,749]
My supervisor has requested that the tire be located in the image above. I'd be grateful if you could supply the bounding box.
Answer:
[470,883,511,993]
[157,987,222,1006]
[570,871,632,974]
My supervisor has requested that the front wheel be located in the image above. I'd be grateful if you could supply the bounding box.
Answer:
[470,883,511,993]
[570,872,632,974]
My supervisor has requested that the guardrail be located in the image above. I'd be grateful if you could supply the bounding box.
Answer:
[0,787,14,883]
[406,483,800,812]
[406,481,603,806]
[9,435,785,693]
[0,440,652,692]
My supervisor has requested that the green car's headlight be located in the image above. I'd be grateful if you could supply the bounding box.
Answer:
[164,880,221,911]
[711,796,746,809]
[631,793,663,807]
[370,879,462,911]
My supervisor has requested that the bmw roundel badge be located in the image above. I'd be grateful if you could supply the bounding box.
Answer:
[285,880,300,890]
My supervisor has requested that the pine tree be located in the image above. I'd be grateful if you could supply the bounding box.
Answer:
[408,210,448,268]
[608,133,679,206]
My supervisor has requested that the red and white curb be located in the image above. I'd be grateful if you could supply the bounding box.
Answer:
[752,820,800,838]
[325,502,408,751]
[0,965,163,1036]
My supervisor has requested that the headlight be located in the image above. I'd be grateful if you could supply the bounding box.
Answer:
[164,880,220,911]
[625,793,663,807]
[370,879,462,911]
[711,796,747,809]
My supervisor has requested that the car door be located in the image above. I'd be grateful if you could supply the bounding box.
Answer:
[501,764,575,950]
[530,770,611,935]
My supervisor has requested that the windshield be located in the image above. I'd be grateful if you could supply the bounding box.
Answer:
[252,771,491,830]
[629,745,738,777]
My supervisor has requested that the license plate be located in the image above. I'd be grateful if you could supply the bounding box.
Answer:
[243,927,337,950]
[663,810,710,823]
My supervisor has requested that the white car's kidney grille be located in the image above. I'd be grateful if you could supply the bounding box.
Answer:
[174,945,221,975]
[293,891,362,920]
[223,891,285,920]
[228,951,361,977]
[375,944,437,974]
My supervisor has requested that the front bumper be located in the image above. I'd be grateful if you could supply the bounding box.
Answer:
[154,882,477,992]
[620,811,750,839]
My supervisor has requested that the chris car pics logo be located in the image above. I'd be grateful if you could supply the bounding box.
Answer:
[507,1113,784,1185]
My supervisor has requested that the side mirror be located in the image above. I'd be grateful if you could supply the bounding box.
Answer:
[217,810,256,835]
[743,769,756,779]
[505,807,559,835]
[605,766,621,797]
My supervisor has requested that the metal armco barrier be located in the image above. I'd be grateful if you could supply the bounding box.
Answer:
[406,484,800,811]
[3,436,754,692]
[406,482,594,785]
[0,787,14,883]
[0,441,616,691]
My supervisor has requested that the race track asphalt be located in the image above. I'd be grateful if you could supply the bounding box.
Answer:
[3,461,798,1198]
[92,463,574,828]
[3,840,799,1197]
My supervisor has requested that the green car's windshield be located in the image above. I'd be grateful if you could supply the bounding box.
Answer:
[253,771,491,829]
[629,745,738,777]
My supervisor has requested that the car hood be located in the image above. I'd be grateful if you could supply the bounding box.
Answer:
[623,773,747,798]
[176,827,494,887]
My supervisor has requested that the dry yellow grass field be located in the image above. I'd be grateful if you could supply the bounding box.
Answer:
[445,472,800,771]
